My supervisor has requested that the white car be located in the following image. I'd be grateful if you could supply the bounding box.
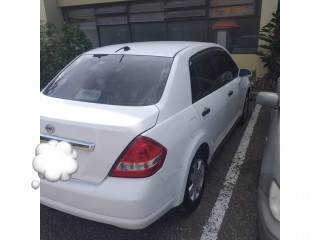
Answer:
[40,41,251,229]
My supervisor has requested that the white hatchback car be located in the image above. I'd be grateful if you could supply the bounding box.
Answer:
[40,41,251,229]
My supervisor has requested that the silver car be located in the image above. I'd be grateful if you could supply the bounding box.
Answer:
[256,85,280,240]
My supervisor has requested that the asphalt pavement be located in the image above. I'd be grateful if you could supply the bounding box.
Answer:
[40,101,271,240]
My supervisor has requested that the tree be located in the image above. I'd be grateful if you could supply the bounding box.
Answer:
[40,21,92,89]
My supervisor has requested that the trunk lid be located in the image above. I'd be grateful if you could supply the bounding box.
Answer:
[40,94,159,184]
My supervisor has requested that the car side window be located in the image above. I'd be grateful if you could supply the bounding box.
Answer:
[189,49,219,103]
[212,48,239,86]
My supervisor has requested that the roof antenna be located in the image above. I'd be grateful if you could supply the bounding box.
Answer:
[115,46,130,52]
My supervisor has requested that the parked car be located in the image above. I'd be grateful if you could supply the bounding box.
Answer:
[256,87,280,239]
[40,41,252,229]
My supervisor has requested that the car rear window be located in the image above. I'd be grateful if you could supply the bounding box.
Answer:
[43,54,173,106]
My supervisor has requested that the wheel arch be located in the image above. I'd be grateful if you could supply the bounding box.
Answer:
[195,142,210,165]
[174,137,211,207]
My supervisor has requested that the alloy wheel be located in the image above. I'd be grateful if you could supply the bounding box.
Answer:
[188,158,205,202]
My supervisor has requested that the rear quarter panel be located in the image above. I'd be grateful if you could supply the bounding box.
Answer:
[143,105,210,206]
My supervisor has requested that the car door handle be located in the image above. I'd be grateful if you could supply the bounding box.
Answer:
[228,90,233,97]
[202,107,210,117]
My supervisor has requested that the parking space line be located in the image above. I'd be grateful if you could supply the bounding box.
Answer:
[200,104,261,240]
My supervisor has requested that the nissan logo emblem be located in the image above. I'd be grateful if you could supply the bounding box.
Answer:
[45,124,55,134]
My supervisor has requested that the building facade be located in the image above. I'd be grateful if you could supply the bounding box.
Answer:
[41,0,279,78]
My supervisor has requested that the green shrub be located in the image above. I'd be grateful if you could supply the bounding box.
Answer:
[40,20,92,88]
[257,9,280,76]
[256,8,280,90]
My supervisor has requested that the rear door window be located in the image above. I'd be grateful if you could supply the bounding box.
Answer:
[43,54,173,106]
[189,49,219,103]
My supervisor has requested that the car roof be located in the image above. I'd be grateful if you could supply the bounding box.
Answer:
[85,41,218,57]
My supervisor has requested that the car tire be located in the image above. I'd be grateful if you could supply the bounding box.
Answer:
[180,154,206,212]
[239,92,250,125]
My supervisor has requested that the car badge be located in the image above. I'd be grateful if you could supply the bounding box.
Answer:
[45,124,55,134]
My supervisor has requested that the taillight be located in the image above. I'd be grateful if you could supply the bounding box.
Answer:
[109,136,167,178]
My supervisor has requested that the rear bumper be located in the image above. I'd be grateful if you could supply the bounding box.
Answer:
[40,173,178,230]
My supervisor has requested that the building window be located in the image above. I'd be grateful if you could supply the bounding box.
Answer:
[129,12,164,22]
[96,15,128,25]
[63,0,261,53]
[131,23,166,41]
[99,25,130,46]
[66,8,99,48]
[95,5,127,15]
[168,20,208,42]
[129,2,164,13]
[165,9,206,19]
[165,0,206,9]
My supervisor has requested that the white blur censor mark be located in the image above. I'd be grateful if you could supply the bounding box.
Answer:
[32,140,78,183]
[201,104,261,240]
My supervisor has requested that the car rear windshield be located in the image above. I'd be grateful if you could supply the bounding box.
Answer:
[43,54,173,106]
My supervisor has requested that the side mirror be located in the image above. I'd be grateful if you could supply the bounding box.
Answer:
[239,68,252,78]
[256,92,279,109]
